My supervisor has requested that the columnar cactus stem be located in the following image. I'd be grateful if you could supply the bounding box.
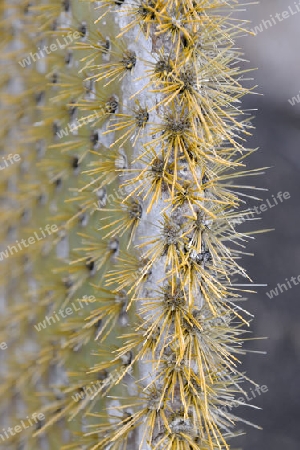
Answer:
[0,0,264,449]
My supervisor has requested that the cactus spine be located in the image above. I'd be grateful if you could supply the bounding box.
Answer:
[0,0,264,449]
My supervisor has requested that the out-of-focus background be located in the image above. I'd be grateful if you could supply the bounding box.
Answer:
[234,1,300,449]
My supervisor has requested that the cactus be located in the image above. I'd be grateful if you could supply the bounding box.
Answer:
[0,0,265,449]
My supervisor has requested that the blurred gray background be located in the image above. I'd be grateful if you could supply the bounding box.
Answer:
[234,1,300,449]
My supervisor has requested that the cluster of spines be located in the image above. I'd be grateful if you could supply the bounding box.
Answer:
[0,0,263,449]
